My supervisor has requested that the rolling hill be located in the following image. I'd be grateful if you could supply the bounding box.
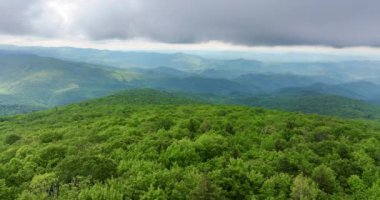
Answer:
[0,89,379,199]
[232,93,380,119]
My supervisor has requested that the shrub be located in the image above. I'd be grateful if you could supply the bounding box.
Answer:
[4,134,21,145]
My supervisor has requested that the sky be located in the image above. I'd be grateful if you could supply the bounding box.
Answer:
[1,0,380,54]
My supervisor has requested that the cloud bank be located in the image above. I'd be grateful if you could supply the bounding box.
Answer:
[0,0,379,47]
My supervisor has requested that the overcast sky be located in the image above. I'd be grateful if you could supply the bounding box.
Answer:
[1,0,380,51]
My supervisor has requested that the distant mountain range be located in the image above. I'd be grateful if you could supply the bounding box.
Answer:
[1,45,380,118]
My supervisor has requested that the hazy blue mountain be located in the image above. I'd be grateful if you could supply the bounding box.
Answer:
[198,60,262,79]
[275,81,380,102]
[0,51,257,111]
[1,45,380,117]
[0,51,141,107]
[0,45,213,71]
[0,104,45,116]
[0,94,47,116]
[3,45,380,82]
[234,73,341,93]
[133,66,191,79]
[139,77,252,95]
[338,81,380,99]
[274,61,380,81]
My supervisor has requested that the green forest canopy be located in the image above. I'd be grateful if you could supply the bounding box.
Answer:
[0,89,379,199]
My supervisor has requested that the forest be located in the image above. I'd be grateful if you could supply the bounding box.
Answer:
[0,89,379,199]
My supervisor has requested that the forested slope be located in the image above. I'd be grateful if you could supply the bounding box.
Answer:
[232,94,380,119]
[0,90,379,199]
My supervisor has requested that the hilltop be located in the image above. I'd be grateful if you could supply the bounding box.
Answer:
[0,89,379,199]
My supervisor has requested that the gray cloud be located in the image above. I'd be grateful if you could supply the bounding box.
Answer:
[0,0,42,35]
[1,0,380,47]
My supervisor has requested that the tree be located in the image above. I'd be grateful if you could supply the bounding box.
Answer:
[56,156,117,183]
[37,145,67,168]
[277,155,299,174]
[141,185,167,200]
[367,180,380,200]
[163,138,200,167]
[347,175,365,200]
[4,134,21,145]
[187,118,200,135]
[291,174,319,200]
[78,181,124,200]
[213,158,254,199]
[311,165,337,194]
[195,132,227,160]
[191,174,222,200]
[0,179,12,200]
[260,173,292,200]
[29,173,59,198]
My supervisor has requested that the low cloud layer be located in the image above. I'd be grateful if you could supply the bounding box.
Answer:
[1,0,380,47]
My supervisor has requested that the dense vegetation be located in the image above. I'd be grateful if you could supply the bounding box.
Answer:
[0,90,379,199]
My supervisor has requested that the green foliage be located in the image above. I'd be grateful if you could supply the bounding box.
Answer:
[0,179,12,200]
[260,173,292,199]
[347,175,366,199]
[195,132,228,160]
[37,145,67,168]
[191,174,222,200]
[78,180,124,200]
[290,174,319,200]
[56,156,117,183]
[311,165,338,194]
[28,173,59,198]
[39,132,63,143]
[0,90,379,199]
[140,185,167,200]
[4,134,21,145]
[163,138,200,167]
[367,180,380,200]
